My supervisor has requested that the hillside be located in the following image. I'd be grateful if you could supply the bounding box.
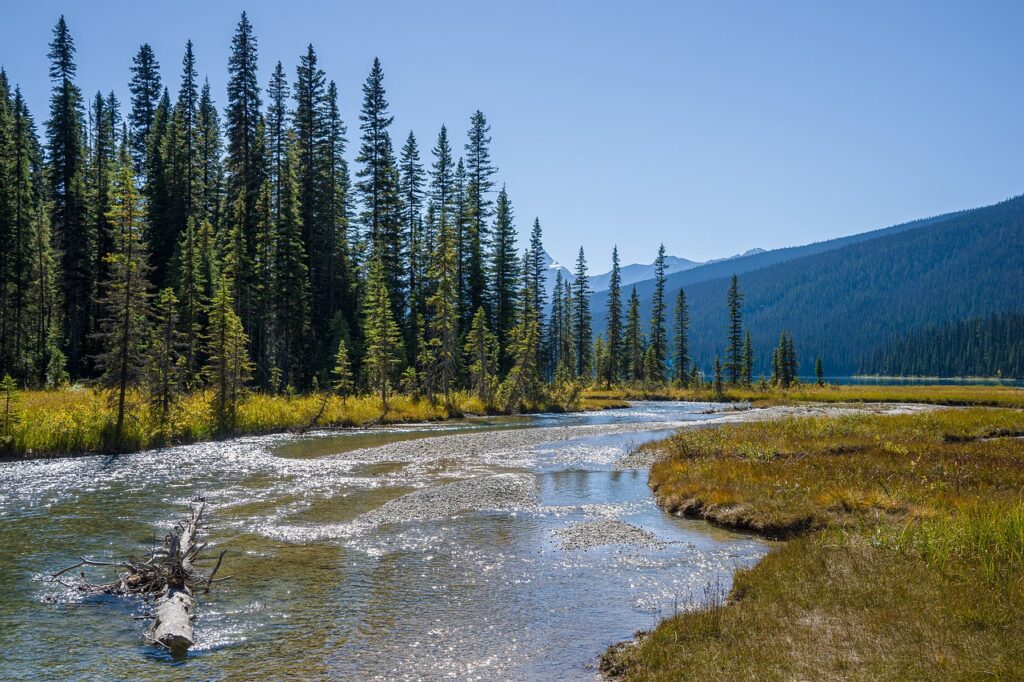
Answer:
[592,195,1024,375]
[859,312,1024,378]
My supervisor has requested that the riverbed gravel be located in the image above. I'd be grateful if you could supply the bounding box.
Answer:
[553,519,664,550]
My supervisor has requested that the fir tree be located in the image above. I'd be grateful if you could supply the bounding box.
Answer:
[527,218,548,376]
[491,187,518,370]
[128,43,161,173]
[87,91,118,311]
[266,61,289,221]
[572,247,592,378]
[400,131,426,352]
[648,244,668,382]
[362,255,402,410]
[196,80,223,228]
[673,288,689,384]
[725,274,743,385]
[93,156,152,446]
[47,16,91,378]
[424,217,459,403]
[464,306,498,405]
[605,246,623,386]
[322,80,355,368]
[548,271,565,377]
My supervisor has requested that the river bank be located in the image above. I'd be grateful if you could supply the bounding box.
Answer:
[0,387,628,459]
[601,406,1024,679]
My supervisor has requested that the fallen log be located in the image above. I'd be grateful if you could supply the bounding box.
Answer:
[51,499,227,657]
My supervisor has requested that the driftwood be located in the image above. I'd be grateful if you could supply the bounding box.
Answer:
[50,499,228,657]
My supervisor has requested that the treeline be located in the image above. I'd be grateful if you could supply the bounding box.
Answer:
[860,312,1024,379]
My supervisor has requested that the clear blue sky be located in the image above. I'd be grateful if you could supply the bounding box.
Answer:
[2,1,1022,270]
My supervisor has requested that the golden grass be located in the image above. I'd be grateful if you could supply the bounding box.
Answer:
[2,388,628,458]
[603,407,1024,679]
[585,383,1024,408]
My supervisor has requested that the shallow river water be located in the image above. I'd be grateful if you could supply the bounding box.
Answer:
[0,401,768,681]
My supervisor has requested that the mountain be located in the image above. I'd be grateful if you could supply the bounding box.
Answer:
[541,250,700,303]
[591,196,1024,375]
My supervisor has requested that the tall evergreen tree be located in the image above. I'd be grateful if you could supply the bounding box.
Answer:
[673,288,689,384]
[725,274,743,385]
[527,218,548,377]
[400,131,426,352]
[742,330,754,386]
[548,271,565,378]
[146,287,183,432]
[196,80,223,228]
[165,41,201,285]
[93,155,152,446]
[490,187,518,370]
[464,111,495,326]
[266,61,289,222]
[648,244,668,383]
[605,246,623,385]
[47,16,91,378]
[362,255,402,409]
[464,306,498,405]
[501,253,541,411]
[128,43,161,174]
[273,136,311,387]
[625,286,644,382]
[572,247,592,378]
[224,11,264,329]
[356,58,403,315]
[204,272,252,433]
[424,217,459,403]
[87,90,119,354]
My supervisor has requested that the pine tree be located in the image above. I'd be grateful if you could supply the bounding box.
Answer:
[673,288,689,384]
[93,155,152,446]
[205,272,252,433]
[742,329,754,386]
[362,255,402,410]
[464,306,498,405]
[625,286,644,382]
[274,135,311,387]
[128,43,161,174]
[47,16,91,378]
[572,247,592,379]
[491,187,518,370]
[648,244,668,383]
[146,287,183,431]
[605,246,623,386]
[725,274,743,385]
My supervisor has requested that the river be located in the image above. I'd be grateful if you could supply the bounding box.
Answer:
[0,401,768,681]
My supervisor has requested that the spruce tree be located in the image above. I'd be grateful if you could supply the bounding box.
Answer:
[648,244,668,382]
[400,131,426,351]
[549,271,565,377]
[465,111,496,326]
[87,91,118,310]
[527,218,548,376]
[196,80,223,228]
[362,255,402,410]
[204,273,252,433]
[266,61,289,221]
[500,254,541,412]
[725,274,743,385]
[464,306,498,405]
[572,247,592,379]
[128,43,161,174]
[332,337,353,402]
[625,286,644,382]
[491,187,519,370]
[146,287,183,431]
[605,246,623,386]
[93,155,152,446]
[273,135,311,387]
[815,356,824,386]
[742,329,754,387]
[424,217,459,403]
[47,16,91,378]
[673,288,689,384]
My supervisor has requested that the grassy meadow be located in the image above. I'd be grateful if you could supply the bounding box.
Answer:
[602,406,1024,680]
[0,387,627,458]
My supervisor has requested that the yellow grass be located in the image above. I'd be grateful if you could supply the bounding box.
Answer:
[603,406,1024,679]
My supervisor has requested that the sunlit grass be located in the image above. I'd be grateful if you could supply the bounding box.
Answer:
[3,388,628,458]
[603,406,1024,679]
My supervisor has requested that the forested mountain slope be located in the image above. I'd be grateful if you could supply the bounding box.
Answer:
[859,312,1024,378]
[594,195,1024,375]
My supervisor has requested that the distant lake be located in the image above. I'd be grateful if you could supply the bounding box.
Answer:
[815,375,1024,387]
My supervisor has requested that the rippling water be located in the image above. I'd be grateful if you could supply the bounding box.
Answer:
[0,402,768,681]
